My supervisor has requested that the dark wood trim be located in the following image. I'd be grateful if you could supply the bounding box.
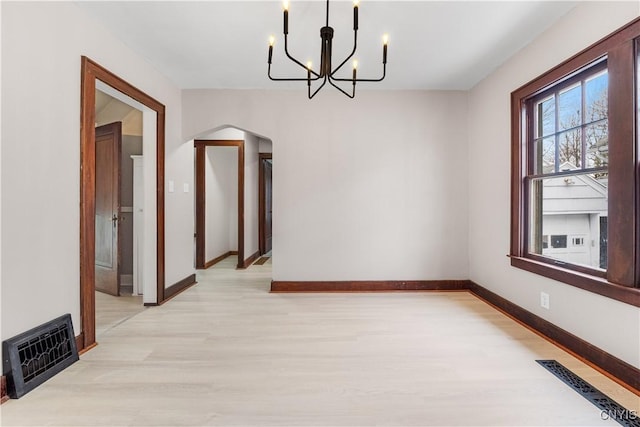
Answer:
[80,56,166,352]
[258,153,272,255]
[1,375,8,404]
[195,144,206,269]
[80,58,97,351]
[239,250,261,269]
[163,274,197,301]
[157,112,166,304]
[271,280,470,292]
[237,143,245,269]
[510,18,640,306]
[636,40,640,290]
[78,341,98,355]
[193,140,245,269]
[204,251,236,269]
[468,281,640,395]
[607,40,636,286]
[194,140,244,147]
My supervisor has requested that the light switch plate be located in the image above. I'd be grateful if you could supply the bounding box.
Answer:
[168,180,174,193]
[540,292,550,310]
[183,183,189,193]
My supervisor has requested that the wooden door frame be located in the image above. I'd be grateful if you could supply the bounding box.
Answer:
[80,56,165,352]
[194,140,245,269]
[258,153,272,255]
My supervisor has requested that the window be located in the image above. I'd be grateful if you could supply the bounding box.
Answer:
[528,63,608,271]
[511,18,640,306]
[550,235,567,249]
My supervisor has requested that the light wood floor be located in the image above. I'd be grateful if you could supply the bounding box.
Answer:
[2,256,638,426]
[95,287,145,338]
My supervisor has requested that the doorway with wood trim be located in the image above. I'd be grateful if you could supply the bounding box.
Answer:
[193,128,272,272]
[94,87,147,337]
[80,57,166,352]
[194,140,245,269]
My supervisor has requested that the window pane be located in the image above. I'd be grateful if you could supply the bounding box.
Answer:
[534,137,556,173]
[558,128,581,169]
[535,96,555,138]
[585,121,608,168]
[585,70,608,123]
[528,172,608,270]
[558,83,582,130]
[550,235,567,248]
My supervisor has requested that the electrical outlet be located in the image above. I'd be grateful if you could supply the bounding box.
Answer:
[540,292,550,310]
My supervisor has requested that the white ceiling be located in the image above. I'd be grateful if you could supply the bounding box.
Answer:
[76,1,577,90]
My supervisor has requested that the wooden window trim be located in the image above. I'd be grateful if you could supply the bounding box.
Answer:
[510,18,640,307]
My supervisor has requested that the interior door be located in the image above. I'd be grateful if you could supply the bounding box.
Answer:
[264,159,273,253]
[95,122,122,296]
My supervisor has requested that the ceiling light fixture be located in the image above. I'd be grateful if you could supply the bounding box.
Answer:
[267,0,388,99]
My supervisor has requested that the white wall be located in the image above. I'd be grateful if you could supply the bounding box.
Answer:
[244,132,260,259]
[205,146,238,261]
[202,127,244,141]
[259,139,273,153]
[183,90,469,282]
[120,136,144,275]
[467,1,640,368]
[1,2,191,342]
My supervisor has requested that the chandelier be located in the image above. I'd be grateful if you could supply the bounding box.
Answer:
[267,0,388,99]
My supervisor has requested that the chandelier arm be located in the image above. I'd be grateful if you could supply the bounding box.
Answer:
[331,64,386,83]
[327,78,355,99]
[267,0,386,98]
[329,31,358,77]
[268,63,323,82]
[284,35,321,78]
[309,75,329,99]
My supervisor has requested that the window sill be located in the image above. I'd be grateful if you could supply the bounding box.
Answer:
[510,256,640,307]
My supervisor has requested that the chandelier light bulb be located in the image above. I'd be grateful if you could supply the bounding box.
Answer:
[383,34,389,45]
[269,35,275,47]
[352,60,358,70]
[283,0,289,11]
[306,61,313,70]
[353,0,360,6]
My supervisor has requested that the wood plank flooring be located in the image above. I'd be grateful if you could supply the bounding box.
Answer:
[95,289,145,338]
[1,256,638,426]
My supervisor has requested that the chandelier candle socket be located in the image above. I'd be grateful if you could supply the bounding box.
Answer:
[267,0,389,99]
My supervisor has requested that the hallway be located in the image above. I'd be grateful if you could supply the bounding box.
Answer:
[1,257,638,426]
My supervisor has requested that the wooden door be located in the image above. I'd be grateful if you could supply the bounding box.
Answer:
[264,159,273,253]
[95,122,122,296]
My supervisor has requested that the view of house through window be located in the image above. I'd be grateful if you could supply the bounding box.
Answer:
[527,65,608,270]
[512,20,640,301]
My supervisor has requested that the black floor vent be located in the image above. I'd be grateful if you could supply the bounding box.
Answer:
[537,360,640,427]
[3,314,79,398]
